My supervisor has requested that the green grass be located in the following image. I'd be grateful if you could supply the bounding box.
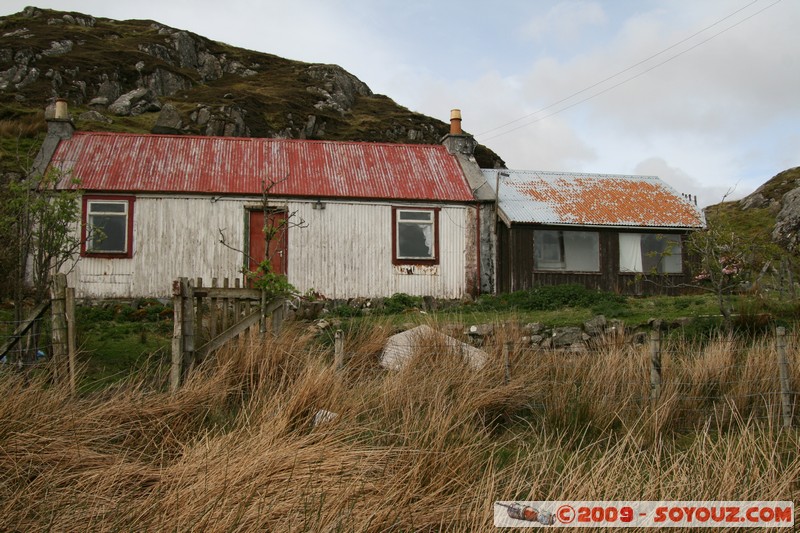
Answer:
[74,302,172,387]
[2,288,796,389]
[76,320,170,389]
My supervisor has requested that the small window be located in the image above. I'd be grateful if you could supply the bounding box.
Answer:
[619,233,682,274]
[534,230,599,272]
[82,196,134,258]
[393,207,438,264]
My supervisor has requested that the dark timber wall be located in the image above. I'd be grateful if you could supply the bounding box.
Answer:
[496,224,694,296]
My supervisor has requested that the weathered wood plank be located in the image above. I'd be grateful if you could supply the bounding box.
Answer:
[222,278,230,332]
[191,288,262,299]
[182,277,195,376]
[195,277,204,349]
[209,277,218,340]
[170,279,184,392]
[197,310,262,356]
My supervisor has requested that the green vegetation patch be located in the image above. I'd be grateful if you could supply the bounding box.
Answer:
[474,284,625,312]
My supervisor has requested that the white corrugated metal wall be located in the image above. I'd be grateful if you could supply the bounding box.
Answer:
[65,195,471,299]
[66,196,245,298]
[287,200,469,299]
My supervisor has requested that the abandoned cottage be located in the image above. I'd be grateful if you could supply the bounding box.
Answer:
[484,169,706,295]
[36,105,495,300]
[33,102,704,300]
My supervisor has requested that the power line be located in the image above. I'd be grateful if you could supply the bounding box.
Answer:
[479,0,782,142]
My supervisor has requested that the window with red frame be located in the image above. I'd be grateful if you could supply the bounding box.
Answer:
[82,196,134,258]
[392,207,439,265]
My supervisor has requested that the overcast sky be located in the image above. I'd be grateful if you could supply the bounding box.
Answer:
[4,0,798,206]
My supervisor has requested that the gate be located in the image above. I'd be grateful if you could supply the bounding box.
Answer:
[171,276,286,391]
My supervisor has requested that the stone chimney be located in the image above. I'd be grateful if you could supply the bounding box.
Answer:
[45,98,75,139]
[441,108,477,156]
[31,99,76,176]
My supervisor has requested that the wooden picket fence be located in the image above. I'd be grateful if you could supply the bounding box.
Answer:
[171,277,286,391]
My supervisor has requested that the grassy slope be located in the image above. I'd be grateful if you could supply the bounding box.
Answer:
[704,166,800,258]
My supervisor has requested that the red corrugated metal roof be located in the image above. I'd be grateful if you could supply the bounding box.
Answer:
[484,170,705,228]
[50,132,475,202]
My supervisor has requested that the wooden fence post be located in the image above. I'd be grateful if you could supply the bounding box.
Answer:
[503,341,512,385]
[65,287,77,396]
[776,326,793,428]
[182,278,195,377]
[50,273,68,383]
[650,328,662,405]
[271,300,284,337]
[222,278,230,332]
[170,277,195,391]
[334,329,344,370]
[195,277,204,349]
[259,290,267,334]
[171,278,184,392]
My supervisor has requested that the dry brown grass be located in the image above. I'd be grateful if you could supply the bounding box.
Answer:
[0,322,797,531]
[0,111,46,139]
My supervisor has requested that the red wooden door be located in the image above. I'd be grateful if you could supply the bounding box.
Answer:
[248,210,288,276]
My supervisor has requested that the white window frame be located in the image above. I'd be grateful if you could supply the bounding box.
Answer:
[394,208,437,262]
[86,199,130,254]
[619,233,682,274]
[534,229,600,272]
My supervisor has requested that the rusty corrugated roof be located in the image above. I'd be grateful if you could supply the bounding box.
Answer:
[50,132,475,202]
[483,169,705,228]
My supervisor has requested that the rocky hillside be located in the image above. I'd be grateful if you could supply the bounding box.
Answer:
[0,6,504,172]
[706,166,800,255]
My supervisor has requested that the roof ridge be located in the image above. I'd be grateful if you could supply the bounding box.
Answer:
[71,131,446,149]
[484,168,660,180]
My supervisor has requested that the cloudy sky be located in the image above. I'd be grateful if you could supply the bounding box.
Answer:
[4,0,798,206]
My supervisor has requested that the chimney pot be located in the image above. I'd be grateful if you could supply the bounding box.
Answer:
[45,98,75,140]
[54,98,69,120]
[450,108,462,135]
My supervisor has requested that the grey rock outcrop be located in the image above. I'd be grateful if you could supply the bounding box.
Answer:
[78,110,112,124]
[151,103,183,134]
[773,187,800,251]
[306,64,372,114]
[41,40,73,56]
[173,31,198,69]
[108,88,161,116]
[198,51,223,81]
[138,43,173,63]
[740,192,771,210]
[145,67,191,97]
[203,105,249,137]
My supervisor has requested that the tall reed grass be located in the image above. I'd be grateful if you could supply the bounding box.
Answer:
[0,320,797,531]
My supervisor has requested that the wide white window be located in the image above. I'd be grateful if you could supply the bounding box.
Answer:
[85,199,130,254]
[534,230,599,272]
[619,233,682,273]
[396,209,436,261]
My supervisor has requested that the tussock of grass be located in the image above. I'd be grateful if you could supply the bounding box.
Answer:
[0,322,797,531]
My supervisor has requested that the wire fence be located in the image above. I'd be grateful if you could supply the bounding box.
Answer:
[0,316,51,368]
[331,325,799,433]
[2,301,798,433]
